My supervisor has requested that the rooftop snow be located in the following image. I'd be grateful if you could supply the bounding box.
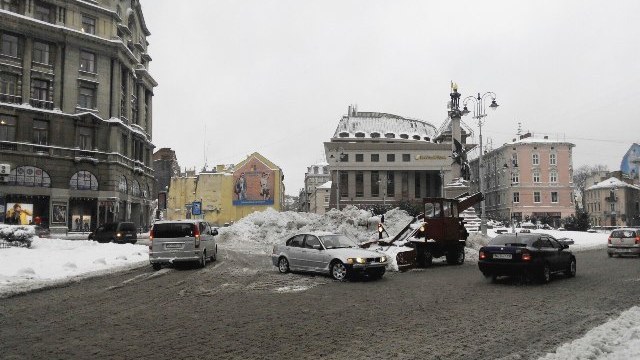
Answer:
[332,112,436,140]
[317,181,332,189]
[586,177,640,191]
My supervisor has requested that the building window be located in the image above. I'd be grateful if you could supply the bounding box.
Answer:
[0,33,19,57]
[340,154,348,162]
[371,154,379,162]
[118,175,128,194]
[34,2,55,23]
[371,171,379,197]
[0,115,17,141]
[1,0,21,13]
[511,153,518,167]
[355,154,363,162]
[550,153,557,166]
[534,191,541,203]
[81,15,96,34]
[0,73,18,96]
[31,79,49,101]
[79,50,96,73]
[339,172,348,198]
[533,171,540,183]
[415,172,421,198]
[33,120,48,145]
[131,179,141,197]
[78,82,96,109]
[7,166,51,187]
[402,154,410,162]
[355,171,363,197]
[610,203,615,212]
[131,92,138,124]
[32,41,50,64]
[387,154,395,162]
[549,170,558,183]
[511,172,519,184]
[387,172,395,197]
[532,153,539,165]
[70,170,98,190]
[121,134,128,156]
[513,192,520,203]
[324,196,329,203]
[551,191,558,203]
[77,126,92,150]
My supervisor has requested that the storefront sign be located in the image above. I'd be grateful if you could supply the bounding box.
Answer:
[415,155,447,160]
[192,201,202,216]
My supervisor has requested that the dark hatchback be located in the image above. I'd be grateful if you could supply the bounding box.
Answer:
[478,233,576,283]
[89,222,137,244]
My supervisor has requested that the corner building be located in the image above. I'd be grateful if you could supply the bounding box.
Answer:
[0,0,157,232]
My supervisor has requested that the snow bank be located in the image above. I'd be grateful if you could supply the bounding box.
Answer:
[540,306,640,360]
[0,224,36,248]
[0,237,149,297]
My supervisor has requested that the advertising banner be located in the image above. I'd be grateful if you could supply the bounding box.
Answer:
[5,203,34,225]
[51,202,68,225]
[232,158,275,206]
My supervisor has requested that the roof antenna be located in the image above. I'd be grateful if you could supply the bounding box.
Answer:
[517,122,522,136]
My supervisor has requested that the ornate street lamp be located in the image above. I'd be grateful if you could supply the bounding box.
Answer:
[462,92,499,235]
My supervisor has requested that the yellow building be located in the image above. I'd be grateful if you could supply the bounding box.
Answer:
[166,153,285,225]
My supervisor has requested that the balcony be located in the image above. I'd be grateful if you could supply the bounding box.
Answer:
[605,196,618,202]
[0,93,22,104]
[30,99,54,110]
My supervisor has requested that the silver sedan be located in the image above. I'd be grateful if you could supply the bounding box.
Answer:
[271,232,387,281]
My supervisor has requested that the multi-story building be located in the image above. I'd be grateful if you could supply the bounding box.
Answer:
[166,153,285,225]
[310,181,331,214]
[584,174,640,227]
[469,133,575,226]
[153,148,180,216]
[0,1,156,232]
[620,143,640,181]
[323,107,456,209]
[299,161,329,212]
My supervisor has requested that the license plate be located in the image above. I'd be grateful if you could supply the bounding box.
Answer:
[165,243,182,249]
[493,253,512,259]
[125,234,132,237]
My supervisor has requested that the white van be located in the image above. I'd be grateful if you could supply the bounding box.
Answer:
[149,220,218,270]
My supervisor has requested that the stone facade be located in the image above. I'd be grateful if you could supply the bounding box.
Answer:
[468,133,575,226]
[584,175,640,227]
[299,161,330,212]
[0,0,157,233]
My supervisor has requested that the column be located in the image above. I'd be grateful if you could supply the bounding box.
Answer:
[137,84,145,128]
[53,43,63,110]
[110,60,121,118]
[21,38,33,104]
[146,91,152,139]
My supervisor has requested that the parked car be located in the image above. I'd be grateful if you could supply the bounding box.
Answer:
[30,225,50,238]
[272,232,387,281]
[607,228,640,257]
[478,233,576,283]
[88,222,137,244]
[149,220,218,270]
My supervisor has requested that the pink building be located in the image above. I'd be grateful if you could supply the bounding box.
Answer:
[469,133,575,226]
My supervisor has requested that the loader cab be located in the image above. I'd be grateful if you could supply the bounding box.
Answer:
[422,198,463,242]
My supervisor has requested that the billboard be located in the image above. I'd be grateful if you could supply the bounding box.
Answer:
[5,203,34,225]
[232,157,275,206]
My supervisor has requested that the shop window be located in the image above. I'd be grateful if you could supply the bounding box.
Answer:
[7,166,51,187]
[118,175,128,194]
[0,115,17,141]
[70,170,98,190]
[131,179,140,197]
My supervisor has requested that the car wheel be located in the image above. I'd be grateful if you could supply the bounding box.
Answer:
[330,261,349,281]
[278,257,290,273]
[152,263,161,271]
[607,252,613,258]
[422,249,433,268]
[199,251,206,268]
[539,263,551,283]
[210,245,217,262]
[566,258,576,277]
[110,237,116,243]
[447,249,465,265]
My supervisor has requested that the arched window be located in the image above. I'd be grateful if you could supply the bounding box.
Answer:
[70,171,98,190]
[8,166,51,187]
[384,133,395,138]
[118,175,128,194]
[131,179,140,197]
[412,135,421,140]
[142,183,150,198]
[399,134,409,139]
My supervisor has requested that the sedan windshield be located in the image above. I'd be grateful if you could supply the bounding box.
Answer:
[319,234,358,249]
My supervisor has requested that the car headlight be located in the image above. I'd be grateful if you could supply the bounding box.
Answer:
[380,256,386,263]
[347,258,367,264]
[116,233,122,237]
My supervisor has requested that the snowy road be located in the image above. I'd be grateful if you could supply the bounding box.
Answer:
[1,248,639,359]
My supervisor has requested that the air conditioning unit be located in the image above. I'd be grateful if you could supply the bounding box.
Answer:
[0,164,10,175]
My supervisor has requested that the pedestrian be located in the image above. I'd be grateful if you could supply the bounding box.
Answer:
[381,213,385,224]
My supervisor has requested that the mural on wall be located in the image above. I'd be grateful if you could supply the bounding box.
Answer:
[232,157,275,206]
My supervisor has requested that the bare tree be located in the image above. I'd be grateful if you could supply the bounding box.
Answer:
[573,164,609,209]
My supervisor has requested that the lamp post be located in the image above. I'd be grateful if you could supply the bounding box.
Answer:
[462,92,499,236]
[329,148,345,210]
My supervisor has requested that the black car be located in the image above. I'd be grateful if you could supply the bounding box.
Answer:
[478,233,576,283]
[89,222,137,244]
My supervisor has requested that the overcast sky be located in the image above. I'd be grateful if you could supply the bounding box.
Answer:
[140,0,640,195]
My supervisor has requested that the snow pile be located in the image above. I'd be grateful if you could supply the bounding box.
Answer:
[0,237,149,297]
[0,224,36,248]
[217,206,413,255]
[540,306,640,360]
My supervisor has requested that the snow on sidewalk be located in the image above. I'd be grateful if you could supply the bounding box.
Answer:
[0,237,149,297]
[539,306,640,360]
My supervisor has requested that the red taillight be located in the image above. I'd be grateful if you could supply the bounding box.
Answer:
[521,251,531,261]
[479,251,486,260]
[193,224,201,248]
[149,229,154,250]
[608,237,612,244]
[636,236,640,245]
